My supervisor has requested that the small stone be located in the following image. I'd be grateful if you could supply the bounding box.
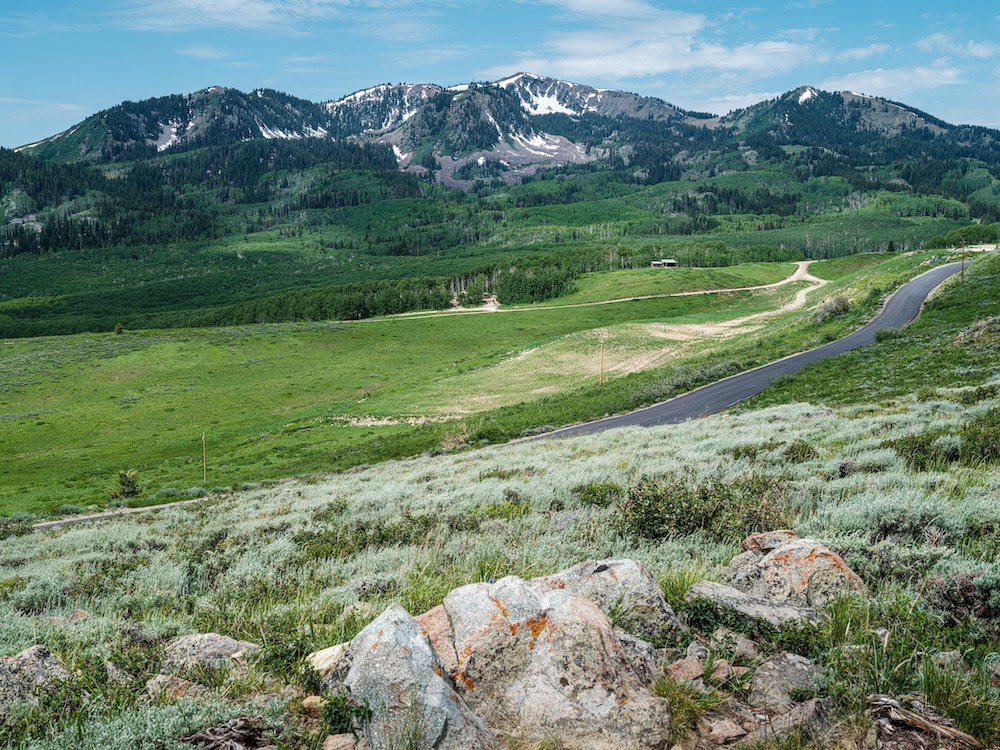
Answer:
[709,718,747,744]
[161,633,259,673]
[302,695,328,718]
[663,656,704,683]
[988,659,1000,688]
[932,650,963,671]
[732,666,751,679]
[709,659,734,685]
[686,641,710,661]
[146,674,208,701]
[307,642,349,682]
[710,627,761,663]
[323,735,357,750]
[105,660,129,685]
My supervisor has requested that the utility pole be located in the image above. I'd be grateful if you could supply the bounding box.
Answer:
[599,338,605,386]
[202,433,207,483]
[961,242,966,286]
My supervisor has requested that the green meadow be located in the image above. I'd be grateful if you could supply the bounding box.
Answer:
[0,252,962,515]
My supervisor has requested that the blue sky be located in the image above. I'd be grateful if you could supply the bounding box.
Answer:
[2,1,1000,148]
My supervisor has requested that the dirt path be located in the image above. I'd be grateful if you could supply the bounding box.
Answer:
[376,262,815,321]
[648,263,828,341]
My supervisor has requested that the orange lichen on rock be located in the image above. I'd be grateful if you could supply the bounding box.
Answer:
[453,670,476,691]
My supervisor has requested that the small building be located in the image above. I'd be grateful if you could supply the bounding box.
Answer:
[650,258,678,268]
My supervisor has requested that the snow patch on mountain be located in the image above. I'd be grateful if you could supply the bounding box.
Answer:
[798,87,816,104]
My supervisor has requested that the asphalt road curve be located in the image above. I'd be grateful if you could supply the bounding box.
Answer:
[542,261,964,439]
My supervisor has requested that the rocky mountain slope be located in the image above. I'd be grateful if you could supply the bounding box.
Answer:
[22,74,997,184]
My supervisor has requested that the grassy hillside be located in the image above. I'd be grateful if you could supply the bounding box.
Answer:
[0,252,965,515]
[1,376,997,747]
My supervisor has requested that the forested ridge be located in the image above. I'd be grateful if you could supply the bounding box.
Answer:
[5,81,1000,336]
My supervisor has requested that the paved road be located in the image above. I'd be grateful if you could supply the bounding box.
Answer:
[541,261,964,439]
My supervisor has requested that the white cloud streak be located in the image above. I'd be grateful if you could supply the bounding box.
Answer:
[121,0,349,31]
[819,58,963,99]
[178,46,228,59]
[837,43,890,62]
[484,0,820,82]
[917,33,1000,58]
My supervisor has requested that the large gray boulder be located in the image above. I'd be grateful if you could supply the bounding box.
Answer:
[725,533,865,609]
[0,646,71,724]
[343,604,500,750]
[161,633,259,674]
[748,653,825,712]
[685,581,825,629]
[534,559,685,645]
[443,575,672,749]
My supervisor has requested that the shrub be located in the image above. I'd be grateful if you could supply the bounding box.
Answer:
[108,469,141,500]
[874,327,903,343]
[617,471,791,542]
[728,440,782,462]
[572,481,623,507]
[961,406,1000,463]
[650,676,724,742]
[812,294,851,324]
[0,518,32,540]
[323,692,371,733]
[783,440,819,463]
[54,504,84,516]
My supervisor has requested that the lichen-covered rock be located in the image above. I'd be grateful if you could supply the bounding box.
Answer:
[741,530,798,553]
[685,581,825,629]
[535,559,684,645]
[615,630,660,683]
[726,534,865,609]
[748,653,824,712]
[415,604,458,676]
[0,646,71,724]
[342,604,500,750]
[146,674,208,701]
[161,633,259,673]
[443,575,672,749]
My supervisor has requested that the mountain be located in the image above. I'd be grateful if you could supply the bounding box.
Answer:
[721,86,955,142]
[323,83,445,136]
[17,87,340,163]
[15,76,1000,187]
[496,72,711,124]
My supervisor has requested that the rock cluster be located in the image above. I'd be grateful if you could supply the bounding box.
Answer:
[305,547,863,749]
[311,560,680,749]
[686,531,864,630]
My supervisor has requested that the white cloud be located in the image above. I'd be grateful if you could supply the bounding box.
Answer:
[483,1,819,83]
[917,32,1000,58]
[837,43,890,62]
[178,46,227,59]
[121,0,349,31]
[819,58,963,99]
[699,91,782,114]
